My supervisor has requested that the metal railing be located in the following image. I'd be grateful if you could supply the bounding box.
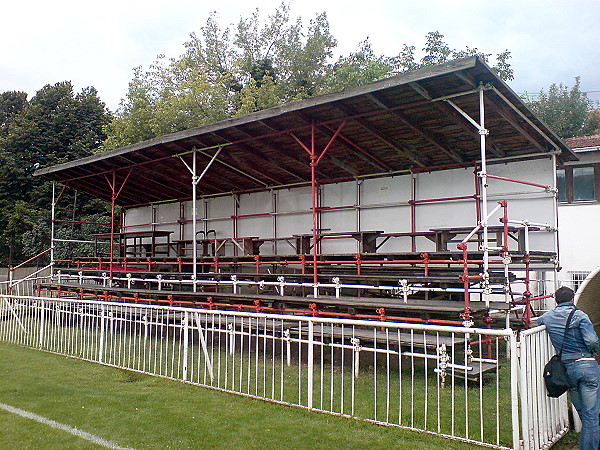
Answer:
[519,326,570,449]
[0,292,569,449]
[54,270,496,302]
[0,270,52,297]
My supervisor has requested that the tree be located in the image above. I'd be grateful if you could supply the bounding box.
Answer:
[325,39,393,92]
[102,3,337,150]
[0,91,28,137]
[389,31,513,81]
[102,8,514,151]
[525,77,600,138]
[0,82,112,264]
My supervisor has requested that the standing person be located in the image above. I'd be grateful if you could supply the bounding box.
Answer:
[538,286,600,450]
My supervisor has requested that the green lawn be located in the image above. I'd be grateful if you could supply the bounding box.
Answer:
[0,341,491,449]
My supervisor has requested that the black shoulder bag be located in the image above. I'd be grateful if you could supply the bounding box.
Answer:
[544,307,577,398]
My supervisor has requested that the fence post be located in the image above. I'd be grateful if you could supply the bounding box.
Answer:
[307,319,314,410]
[509,331,522,450]
[38,299,45,349]
[99,304,105,363]
[183,311,189,381]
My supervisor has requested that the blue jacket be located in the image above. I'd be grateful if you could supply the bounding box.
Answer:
[537,302,599,363]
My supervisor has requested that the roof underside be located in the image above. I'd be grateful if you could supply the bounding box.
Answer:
[36,57,576,207]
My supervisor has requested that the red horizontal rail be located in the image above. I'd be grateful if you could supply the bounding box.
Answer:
[409,195,477,205]
[486,174,551,190]
[12,247,52,271]
[39,286,464,326]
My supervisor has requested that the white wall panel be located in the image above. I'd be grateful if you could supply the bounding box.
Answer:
[416,167,476,199]
[124,206,152,227]
[277,212,312,237]
[278,187,311,212]
[238,216,271,239]
[205,196,234,239]
[320,210,356,253]
[322,181,356,207]
[239,191,272,214]
[123,158,557,255]
[361,176,411,205]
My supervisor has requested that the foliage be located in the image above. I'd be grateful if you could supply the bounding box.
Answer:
[102,3,338,150]
[101,6,513,151]
[0,91,28,137]
[325,39,393,92]
[0,4,516,266]
[525,76,600,138]
[388,31,513,81]
[0,82,112,265]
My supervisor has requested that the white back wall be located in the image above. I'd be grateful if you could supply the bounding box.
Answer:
[557,203,600,281]
[123,158,557,256]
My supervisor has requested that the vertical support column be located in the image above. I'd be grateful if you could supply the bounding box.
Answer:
[233,195,239,257]
[410,172,417,252]
[355,180,362,234]
[551,153,560,299]
[478,84,490,305]
[310,122,319,297]
[522,223,533,326]
[109,171,117,280]
[192,151,198,292]
[272,191,278,255]
[51,182,56,275]
[473,164,481,224]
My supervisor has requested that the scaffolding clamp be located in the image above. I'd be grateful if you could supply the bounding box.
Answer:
[437,343,449,387]
[397,279,410,303]
[351,337,361,353]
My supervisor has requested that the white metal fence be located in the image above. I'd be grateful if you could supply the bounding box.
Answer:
[519,326,570,449]
[0,292,568,449]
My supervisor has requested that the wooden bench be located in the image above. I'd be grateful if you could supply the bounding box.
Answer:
[294,230,384,254]
[428,225,537,252]
[92,230,173,258]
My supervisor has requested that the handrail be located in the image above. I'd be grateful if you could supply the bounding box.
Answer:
[10,264,53,288]
[10,247,53,272]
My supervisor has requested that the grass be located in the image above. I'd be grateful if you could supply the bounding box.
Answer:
[6,310,513,445]
[0,341,487,449]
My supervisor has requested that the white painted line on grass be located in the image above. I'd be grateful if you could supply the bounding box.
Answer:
[0,402,133,449]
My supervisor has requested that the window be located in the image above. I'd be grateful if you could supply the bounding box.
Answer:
[557,164,600,203]
[573,167,595,200]
[569,271,591,292]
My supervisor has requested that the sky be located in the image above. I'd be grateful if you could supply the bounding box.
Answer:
[1,0,599,112]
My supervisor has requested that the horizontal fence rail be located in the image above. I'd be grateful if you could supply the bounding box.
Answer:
[0,292,569,449]
[53,271,493,299]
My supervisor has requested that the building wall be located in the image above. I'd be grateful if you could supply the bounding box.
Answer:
[556,145,600,290]
[123,158,557,256]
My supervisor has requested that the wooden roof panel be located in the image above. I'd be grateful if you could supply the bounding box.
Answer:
[35,56,576,207]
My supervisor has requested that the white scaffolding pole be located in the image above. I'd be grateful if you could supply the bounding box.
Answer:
[551,153,560,296]
[51,182,56,276]
[478,84,490,303]
[179,147,224,292]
